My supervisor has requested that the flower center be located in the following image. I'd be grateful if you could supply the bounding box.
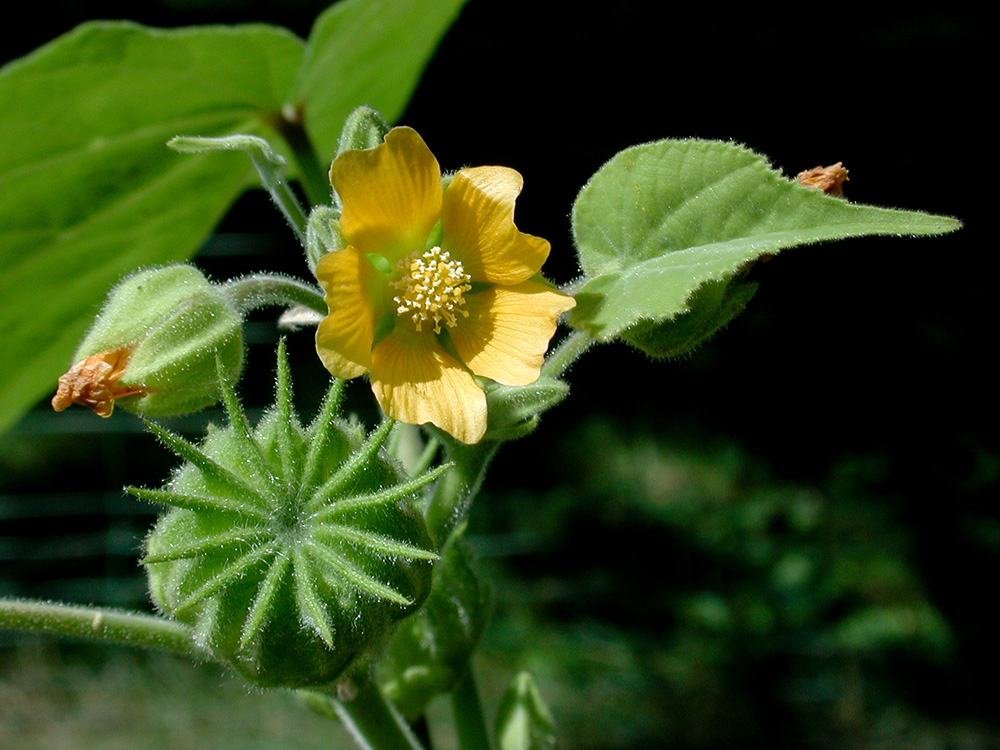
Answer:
[390,246,472,333]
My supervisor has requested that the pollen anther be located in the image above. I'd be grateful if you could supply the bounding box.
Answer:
[391,246,472,333]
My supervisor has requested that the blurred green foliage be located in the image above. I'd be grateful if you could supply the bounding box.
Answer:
[474,418,997,749]
[0,645,347,750]
[3,411,998,748]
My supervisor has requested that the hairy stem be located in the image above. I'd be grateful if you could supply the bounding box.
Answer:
[330,678,428,750]
[221,273,327,316]
[169,133,310,246]
[541,329,594,379]
[0,598,202,659]
[425,441,499,550]
[277,108,333,209]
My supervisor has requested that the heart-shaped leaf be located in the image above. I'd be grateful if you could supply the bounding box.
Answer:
[569,139,961,343]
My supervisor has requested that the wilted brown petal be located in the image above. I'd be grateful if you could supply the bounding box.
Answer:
[51,345,146,417]
[796,162,849,197]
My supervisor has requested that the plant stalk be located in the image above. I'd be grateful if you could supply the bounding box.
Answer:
[221,273,327,316]
[0,598,202,659]
[425,441,499,550]
[331,677,428,750]
[452,667,493,750]
[279,110,333,209]
[541,329,594,379]
[169,133,310,246]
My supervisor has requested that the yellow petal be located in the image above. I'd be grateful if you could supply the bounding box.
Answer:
[450,281,576,386]
[315,247,384,378]
[440,166,550,285]
[370,326,487,444]
[331,127,442,260]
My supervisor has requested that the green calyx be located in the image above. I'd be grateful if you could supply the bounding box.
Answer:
[134,343,440,688]
[378,532,492,719]
[73,264,244,417]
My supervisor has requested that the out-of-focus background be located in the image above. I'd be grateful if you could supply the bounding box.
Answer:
[2,2,994,748]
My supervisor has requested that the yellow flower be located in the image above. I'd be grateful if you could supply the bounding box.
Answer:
[314,127,575,444]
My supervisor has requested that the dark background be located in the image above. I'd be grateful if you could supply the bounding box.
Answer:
[1,3,993,748]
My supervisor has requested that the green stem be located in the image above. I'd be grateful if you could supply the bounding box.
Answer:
[0,598,202,659]
[540,329,595,379]
[452,667,493,750]
[169,134,309,246]
[279,111,333,209]
[425,441,499,550]
[331,677,428,750]
[221,273,327,316]
[263,167,311,246]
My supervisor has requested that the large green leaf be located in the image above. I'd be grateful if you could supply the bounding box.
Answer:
[0,0,468,437]
[0,22,304,436]
[569,139,961,343]
[290,0,468,165]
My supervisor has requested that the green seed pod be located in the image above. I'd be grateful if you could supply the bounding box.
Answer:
[52,264,243,418]
[133,345,440,688]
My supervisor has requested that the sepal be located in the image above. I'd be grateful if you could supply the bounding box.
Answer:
[335,106,390,160]
[306,204,347,271]
[483,377,570,442]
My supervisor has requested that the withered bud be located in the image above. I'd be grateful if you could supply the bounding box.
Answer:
[51,345,147,417]
[796,162,849,196]
[51,265,244,419]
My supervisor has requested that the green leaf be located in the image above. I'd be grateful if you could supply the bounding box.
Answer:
[0,22,304,436]
[290,0,469,165]
[568,138,961,343]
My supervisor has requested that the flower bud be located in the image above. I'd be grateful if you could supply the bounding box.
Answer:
[335,106,390,159]
[52,265,243,418]
[495,672,557,750]
[134,347,439,688]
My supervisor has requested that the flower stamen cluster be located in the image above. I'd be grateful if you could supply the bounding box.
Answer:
[391,246,472,333]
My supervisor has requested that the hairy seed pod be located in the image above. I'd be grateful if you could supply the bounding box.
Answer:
[133,345,441,688]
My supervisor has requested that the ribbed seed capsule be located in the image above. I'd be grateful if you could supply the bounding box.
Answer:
[134,345,440,688]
